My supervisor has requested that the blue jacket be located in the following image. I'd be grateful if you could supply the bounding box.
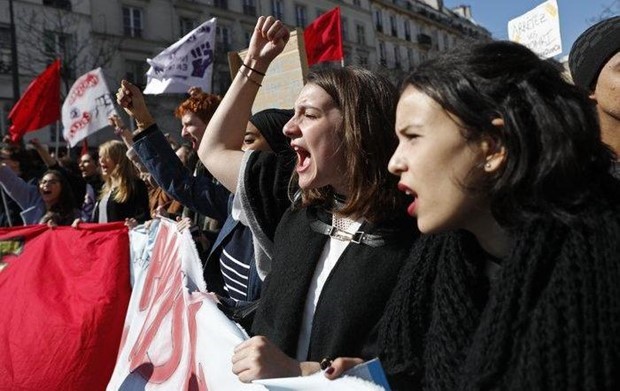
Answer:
[132,124,261,303]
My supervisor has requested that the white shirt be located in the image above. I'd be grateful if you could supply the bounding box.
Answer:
[295,218,362,361]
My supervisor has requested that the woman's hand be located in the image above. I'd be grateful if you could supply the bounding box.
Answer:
[323,357,364,379]
[176,216,193,233]
[245,16,290,72]
[124,217,138,229]
[116,80,154,130]
[232,336,302,382]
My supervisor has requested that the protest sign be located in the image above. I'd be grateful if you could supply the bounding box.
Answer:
[508,0,562,58]
[229,29,308,113]
[144,18,217,94]
[62,68,117,146]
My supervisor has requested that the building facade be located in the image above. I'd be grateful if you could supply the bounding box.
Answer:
[0,0,489,146]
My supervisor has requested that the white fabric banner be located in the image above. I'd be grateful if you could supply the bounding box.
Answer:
[144,18,217,95]
[109,218,387,390]
[108,218,261,390]
[62,68,117,146]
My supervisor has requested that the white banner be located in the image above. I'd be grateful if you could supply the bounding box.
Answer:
[110,219,388,390]
[508,0,562,59]
[108,218,261,390]
[144,18,217,95]
[62,68,117,147]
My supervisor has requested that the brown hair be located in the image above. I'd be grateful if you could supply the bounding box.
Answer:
[293,67,405,224]
[174,87,222,124]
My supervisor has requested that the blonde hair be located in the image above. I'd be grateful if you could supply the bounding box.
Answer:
[98,140,137,203]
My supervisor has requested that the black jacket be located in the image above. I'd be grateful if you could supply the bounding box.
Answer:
[252,206,417,361]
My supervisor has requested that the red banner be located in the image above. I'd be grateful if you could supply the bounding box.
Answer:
[304,7,344,66]
[8,59,61,142]
[0,223,131,390]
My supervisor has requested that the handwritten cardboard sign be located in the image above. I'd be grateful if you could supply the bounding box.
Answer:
[508,0,562,59]
[228,29,308,113]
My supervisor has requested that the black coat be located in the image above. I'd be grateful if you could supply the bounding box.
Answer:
[252,206,417,361]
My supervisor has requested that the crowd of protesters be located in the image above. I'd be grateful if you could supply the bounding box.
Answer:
[1,14,619,391]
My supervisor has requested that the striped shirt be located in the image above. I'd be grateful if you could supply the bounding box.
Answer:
[219,223,254,302]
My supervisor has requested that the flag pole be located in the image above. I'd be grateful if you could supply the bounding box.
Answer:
[1,189,14,227]
[55,120,60,158]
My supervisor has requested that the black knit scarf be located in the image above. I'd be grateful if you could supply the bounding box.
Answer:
[379,197,620,390]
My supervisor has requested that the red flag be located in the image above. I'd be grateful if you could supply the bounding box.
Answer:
[0,223,131,390]
[8,59,61,142]
[81,138,89,157]
[304,7,344,66]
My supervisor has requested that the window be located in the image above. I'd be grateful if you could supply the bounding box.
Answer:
[244,30,252,47]
[379,41,386,66]
[43,0,71,11]
[355,23,366,45]
[243,0,256,16]
[271,0,284,20]
[295,5,307,28]
[216,25,231,52]
[180,17,197,37]
[390,14,397,37]
[215,70,230,96]
[353,0,361,5]
[341,17,349,42]
[404,20,411,41]
[407,48,414,68]
[358,54,368,67]
[0,26,11,74]
[125,60,147,88]
[374,9,383,33]
[43,30,75,78]
[213,0,228,10]
[393,46,401,68]
[122,7,143,38]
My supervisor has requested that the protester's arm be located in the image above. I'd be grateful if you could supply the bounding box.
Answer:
[116,80,155,132]
[109,114,135,149]
[133,125,230,222]
[29,138,57,167]
[0,164,40,211]
[231,336,322,382]
[196,16,290,193]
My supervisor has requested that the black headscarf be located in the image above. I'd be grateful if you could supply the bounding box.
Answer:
[249,108,294,154]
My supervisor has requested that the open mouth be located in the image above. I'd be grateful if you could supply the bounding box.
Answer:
[398,183,419,216]
[293,145,311,173]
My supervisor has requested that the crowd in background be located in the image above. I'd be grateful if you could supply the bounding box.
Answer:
[0,14,619,391]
